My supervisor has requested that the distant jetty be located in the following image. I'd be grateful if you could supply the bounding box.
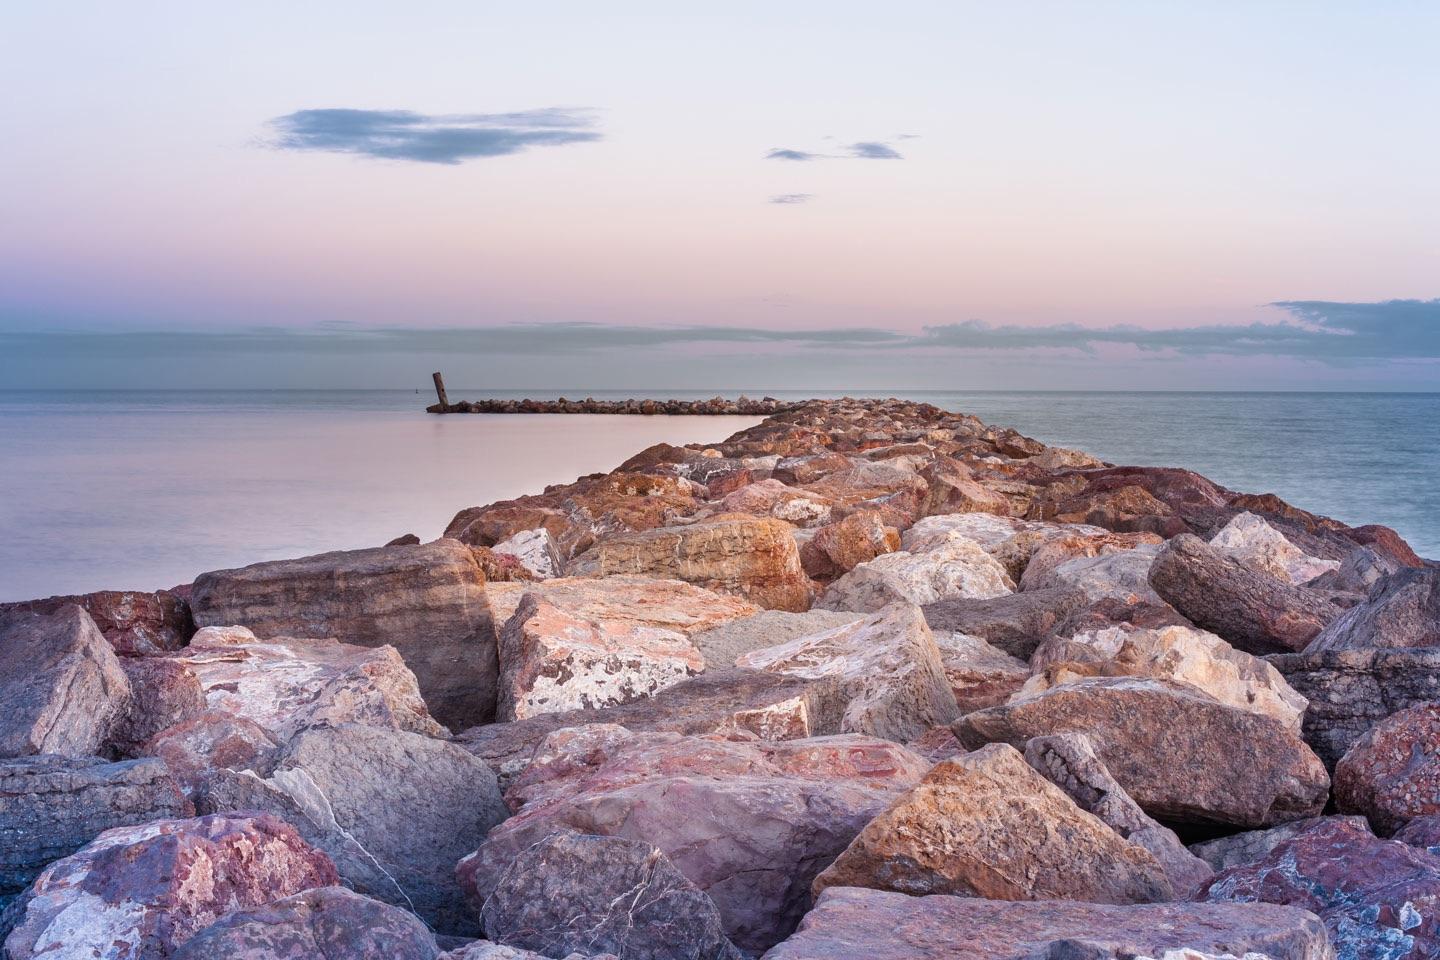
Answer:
[425,372,796,415]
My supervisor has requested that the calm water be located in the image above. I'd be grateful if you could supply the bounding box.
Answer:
[1,389,1435,601]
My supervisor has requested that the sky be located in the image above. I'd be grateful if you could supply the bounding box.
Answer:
[2,2,1438,391]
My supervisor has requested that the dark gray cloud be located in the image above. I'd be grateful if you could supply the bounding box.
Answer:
[847,141,903,159]
[769,193,813,204]
[268,108,600,164]
[765,148,820,161]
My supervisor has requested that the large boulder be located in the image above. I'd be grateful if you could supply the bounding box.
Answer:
[457,667,846,788]
[812,743,1173,904]
[1025,623,1307,732]
[1200,817,1440,960]
[930,631,1029,712]
[761,888,1333,960]
[174,627,445,740]
[816,532,1014,613]
[800,511,900,580]
[1209,512,1340,585]
[921,586,1091,659]
[736,603,960,742]
[918,457,1014,517]
[189,539,495,729]
[109,658,207,757]
[1268,647,1440,767]
[0,589,192,656]
[956,677,1330,827]
[718,478,834,527]
[900,514,1110,582]
[491,528,563,580]
[1025,545,1164,605]
[171,886,439,960]
[1188,816,1372,873]
[1334,702,1440,834]
[1148,534,1341,654]
[198,723,507,935]
[479,833,741,960]
[567,515,812,611]
[1305,567,1440,653]
[0,606,131,759]
[0,756,191,905]
[457,727,929,953]
[482,576,759,644]
[139,709,281,798]
[690,609,863,667]
[1,814,337,960]
[1024,733,1213,895]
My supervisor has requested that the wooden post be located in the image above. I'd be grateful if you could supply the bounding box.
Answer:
[432,371,450,412]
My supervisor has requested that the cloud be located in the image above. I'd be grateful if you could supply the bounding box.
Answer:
[267,108,600,164]
[769,193,813,204]
[765,148,820,161]
[847,141,903,159]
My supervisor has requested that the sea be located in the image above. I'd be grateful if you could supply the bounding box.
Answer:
[1,389,1435,602]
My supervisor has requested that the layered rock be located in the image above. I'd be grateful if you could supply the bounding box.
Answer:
[0,589,192,656]
[1148,534,1340,654]
[479,833,742,960]
[816,532,1014,613]
[736,603,960,742]
[0,605,130,758]
[956,677,1329,827]
[1,814,337,960]
[198,723,507,935]
[457,727,929,953]
[567,515,812,611]
[761,888,1333,960]
[170,886,440,960]
[1209,512,1340,585]
[929,630,1029,711]
[812,743,1173,903]
[1025,624,1307,732]
[1334,702,1440,834]
[1200,817,1440,960]
[189,539,495,729]
[1304,566,1440,653]
[0,756,191,905]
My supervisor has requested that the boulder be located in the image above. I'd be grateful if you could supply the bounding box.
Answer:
[0,606,131,759]
[1025,624,1307,733]
[1395,816,1440,857]
[498,593,705,721]
[718,479,834,527]
[1209,513,1340,585]
[109,658,206,756]
[736,603,960,742]
[198,723,507,935]
[922,586,1091,659]
[900,514,1110,582]
[1268,647,1440,767]
[491,528,563,580]
[956,677,1329,827]
[456,667,846,788]
[566,515,812,611]
[457,727,929,953]
[0,756,191,904]
[1147,534,1340,655]
[1018,533,1165,592]
[812,743,1173,903]
[189,539,495,729]
[800,512,901,580]
[1188,816,1371,872]
[690,609,864,667]
[930,630,1029,711]
[479,833,741,960]
[1024,545,1164,604]
[816,532,1013,613]
[139,709,281,798]
[918,457,1014,517]
[1335,702,1440,834]
[482,576,759,644]
[0,589,191,656]
[1306,546,1399,594]
[171,886,439,960]
[1,814,337,960]
[442,943,615,960]
[1200,817,1440,960]
[172,629,445,740]
[1304,567,1440,653]
[1049,596,1195,638]
[1024,733,1213,895]
[760,888,1333,960]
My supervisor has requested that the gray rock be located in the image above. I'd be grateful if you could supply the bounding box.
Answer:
[189,539,495,730]
[922,586,1091,659]
[1304,566,1440,653]
[690,609,863,667]
[0,606,131,759]
[480,833,741,960]
[109,658,206,757]
[0,755,191,901]
[1188,816,1371,872]
[1305,546,1400,594]
[199,723,507,936]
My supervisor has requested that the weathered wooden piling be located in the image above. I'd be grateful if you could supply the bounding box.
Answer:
[431,372,450,412]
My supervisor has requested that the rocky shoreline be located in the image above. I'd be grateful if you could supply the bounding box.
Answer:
[427,395,797,415]
[2,397,1438,959]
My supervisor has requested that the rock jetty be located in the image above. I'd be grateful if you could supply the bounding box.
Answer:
[427,395,796,415]
[2,396,1436,959]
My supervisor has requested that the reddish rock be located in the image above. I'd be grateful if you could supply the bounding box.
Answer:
[110,657,206,756]
[1189,815,1372,872]
[718,479,834,527]
[1200,817,1440,960]
[929,630,1029,712]
[956,677,1330,827]
[139,709,281,798]
[0,605,131,759]
[918,457,1013,517]
[171,886,440,960]
[1018,531,1165,591]
[762,887,1333,960]
[1025,545,1164,605]
[1,814,338,960]
[1335,702,1440,834]
[704,467,756,499]
[921,586,1092,659]
[817,532,1014,613]
[1347,523,1426,568]
[0,589,192,656]
[1306,567,1440,653]
[800,512,901,580]
[1395,815,1440,856]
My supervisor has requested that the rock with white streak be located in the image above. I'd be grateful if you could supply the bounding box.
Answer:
[1210,513,1340,585]
[930,630,1030,712]
[690,609,864,667]
[737,603,960,741]
[492,528,563,579]
[817,532,1013,613]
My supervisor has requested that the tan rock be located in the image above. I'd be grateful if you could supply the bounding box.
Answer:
[919,457,1014,517]
[1019,530,1166,590]
[902,514,1109,581]
[718,479,834,527]
[690,609,864,667]
[813,743,1173,904]
[1024,544,1165,604]
[1210,512,1340,585]
[817,532,1014,613]
[483,576,758,642]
